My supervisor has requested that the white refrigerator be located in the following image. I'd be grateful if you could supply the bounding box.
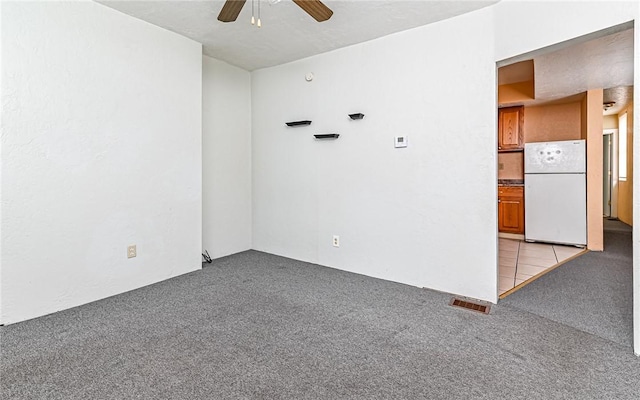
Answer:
[524,139,587,246]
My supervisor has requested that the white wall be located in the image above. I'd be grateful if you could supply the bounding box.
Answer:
[252,8,498,302]
[635,1,640,358]
[0,1,4,316]
[1,1,202,324]
[202,56,252,258]
[495,0,638,63]
[493,0,640,357]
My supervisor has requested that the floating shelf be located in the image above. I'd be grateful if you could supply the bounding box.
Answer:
[314,134,339,140]
[348,113,365,120]
[285,120,312,127]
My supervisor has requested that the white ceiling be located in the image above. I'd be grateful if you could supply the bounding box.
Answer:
[97,0,498,71]
[98,0,633,112]
[500,26,634,115]
[535,27,634,115]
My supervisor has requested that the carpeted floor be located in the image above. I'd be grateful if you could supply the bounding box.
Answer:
[603,217,633,233]
[502,225,634,348]
[2,250,639,399]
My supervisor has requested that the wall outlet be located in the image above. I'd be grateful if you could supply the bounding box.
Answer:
[394,135,408,148]
[333,235,340,247]
[499,163,504,170]
[127,245,137,258]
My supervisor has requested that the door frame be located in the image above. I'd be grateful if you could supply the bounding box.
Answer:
[603,128,619,218]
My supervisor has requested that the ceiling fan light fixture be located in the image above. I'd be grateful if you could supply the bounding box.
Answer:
[250,0,261,27]
[603,101,616,110]
[217,0,333,24]
[217,0,247,22]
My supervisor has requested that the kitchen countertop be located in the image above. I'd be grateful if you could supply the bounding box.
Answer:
[498,179,524,186]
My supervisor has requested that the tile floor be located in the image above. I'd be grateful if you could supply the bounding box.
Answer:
[499,238,586,296]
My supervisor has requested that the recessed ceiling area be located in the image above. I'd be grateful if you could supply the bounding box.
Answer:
[603,86,633,116]
[96,0,498,71]
[535,27,634,110]
[499,26,634,115]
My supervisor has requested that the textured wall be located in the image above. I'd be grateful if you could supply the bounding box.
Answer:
[252,8,498,302]
[604,115,619,130]
[634,14,640,357]
[585,89,604,251]
[1,1,202,324]
[524,102,583,143]
[618,102,634,226]
[202,57,252,258]
[498,152,524,180]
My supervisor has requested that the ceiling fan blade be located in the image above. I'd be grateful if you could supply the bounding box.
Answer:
[292,0,333,22]
[218,0,247,23]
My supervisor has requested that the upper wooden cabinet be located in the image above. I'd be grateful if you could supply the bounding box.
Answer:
[498,106,524,152]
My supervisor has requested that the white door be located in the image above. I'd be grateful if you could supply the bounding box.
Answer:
[525,173,587,245]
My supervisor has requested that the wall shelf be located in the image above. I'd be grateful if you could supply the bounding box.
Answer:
[348,113,365,120]
[314,134,339,140]
[285,120,312,127]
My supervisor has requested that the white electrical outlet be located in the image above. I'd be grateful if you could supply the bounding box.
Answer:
[395,135,408,148]
[333,235,340,247]
[127,245,137,258]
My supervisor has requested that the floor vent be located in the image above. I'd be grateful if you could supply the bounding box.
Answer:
[449,298,490,314]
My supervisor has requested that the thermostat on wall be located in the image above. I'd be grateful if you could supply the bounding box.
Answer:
[395,135,408,148]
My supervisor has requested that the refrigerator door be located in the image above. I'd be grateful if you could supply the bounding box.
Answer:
[525,173,586,245]
[524,140,586,174]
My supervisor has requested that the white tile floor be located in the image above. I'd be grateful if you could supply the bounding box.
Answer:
[499,238,586,296]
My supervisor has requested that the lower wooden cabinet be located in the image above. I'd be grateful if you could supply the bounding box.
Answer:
[498,186,524,234]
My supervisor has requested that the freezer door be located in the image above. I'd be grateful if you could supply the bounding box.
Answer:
[524,140,586,174]
[525,173,586,245]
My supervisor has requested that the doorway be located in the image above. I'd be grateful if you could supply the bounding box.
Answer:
[497,24,634,294]
[495,23,636,354]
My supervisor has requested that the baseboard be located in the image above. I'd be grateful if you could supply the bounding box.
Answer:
[498,232,525,240]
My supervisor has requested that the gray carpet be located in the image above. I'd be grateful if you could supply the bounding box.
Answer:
[603,217,633,233]
[2,251,639,399]
[502,229,634,348]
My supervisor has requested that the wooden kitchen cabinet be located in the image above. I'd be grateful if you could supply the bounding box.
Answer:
[498,186,524,234]
[498,106,524,151]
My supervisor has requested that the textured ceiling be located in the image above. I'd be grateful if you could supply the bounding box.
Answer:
[535,27,634,114]
[98,1,633,111]
[97,0,498,71]
[501,27,634,115]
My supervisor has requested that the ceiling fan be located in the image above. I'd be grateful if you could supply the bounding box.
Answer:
[217,0,333,23]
